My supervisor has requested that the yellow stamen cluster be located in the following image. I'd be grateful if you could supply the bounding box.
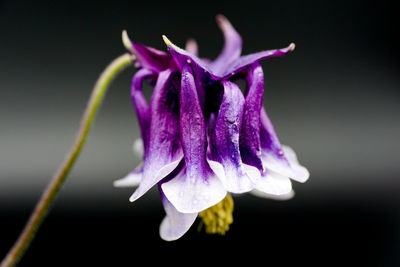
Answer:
[198,194,234,235]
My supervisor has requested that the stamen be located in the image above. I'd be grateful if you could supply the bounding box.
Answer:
[198,194,234,235]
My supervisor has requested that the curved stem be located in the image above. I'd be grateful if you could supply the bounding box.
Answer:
[1,53,132,267]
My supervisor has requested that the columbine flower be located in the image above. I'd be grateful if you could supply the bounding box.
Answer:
[114,15,309,241]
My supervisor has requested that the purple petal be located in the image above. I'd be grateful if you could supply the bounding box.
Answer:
[133,44,176,73]
[206,112,217,159]
[260,107,282,154]
[239,63,265,172]
[123,31,176,73]
[209,15,242,76]
[130,69,183,202]
[221,43,295,79]
[161,64,226,213]
[163,35,220,83]
[159,187,197,241]
[179,64,209,172]
[162,35,294,82]
[130,68,155,152]
[162,37,212,108]
[260,108,309,182]
[209,81,259,193]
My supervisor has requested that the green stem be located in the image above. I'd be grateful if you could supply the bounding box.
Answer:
[1,53,132,267]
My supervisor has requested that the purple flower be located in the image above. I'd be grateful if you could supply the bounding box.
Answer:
[114,15,309,241]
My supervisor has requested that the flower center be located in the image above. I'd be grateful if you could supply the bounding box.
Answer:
[198,194,234,235]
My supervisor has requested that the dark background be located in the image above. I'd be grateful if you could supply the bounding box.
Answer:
[1,0,399,266]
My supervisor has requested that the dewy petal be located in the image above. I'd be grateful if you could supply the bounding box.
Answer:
[239,63,265,172]
[221,43,295,79]
[260,108,310,183]
[123,30,176,73]
[209,80,259,193]
[161,64,226,213]
[161,165,227,213]
[159,187,198,241]
[255,169,292,195]
[130,68,155,151]
[209,15,242,76]
[130,69,183,202]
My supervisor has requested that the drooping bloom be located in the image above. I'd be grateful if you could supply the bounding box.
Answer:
[114,15,309,241]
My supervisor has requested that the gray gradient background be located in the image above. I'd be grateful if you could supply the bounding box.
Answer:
[0,1,399,266]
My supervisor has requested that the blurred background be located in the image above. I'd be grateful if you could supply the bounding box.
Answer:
[0,0,399,266]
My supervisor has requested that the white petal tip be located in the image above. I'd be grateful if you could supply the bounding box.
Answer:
[161,178,227,214]
[159,213,197,241]
[113,170,142,188]
[289,43,296,51]
[255,173,293,196]
[296,177,309,183]
[113,180,122,187]
[159,220,186,242]
[291,167,310,183]
[262,147,309,184]
[129,195,136,202]
[252,189,295,200]
[113,180,137,188]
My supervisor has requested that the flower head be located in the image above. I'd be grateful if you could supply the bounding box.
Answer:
[114,15,309,241]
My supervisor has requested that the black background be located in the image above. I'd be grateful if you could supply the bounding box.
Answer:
[0,1,399,266]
